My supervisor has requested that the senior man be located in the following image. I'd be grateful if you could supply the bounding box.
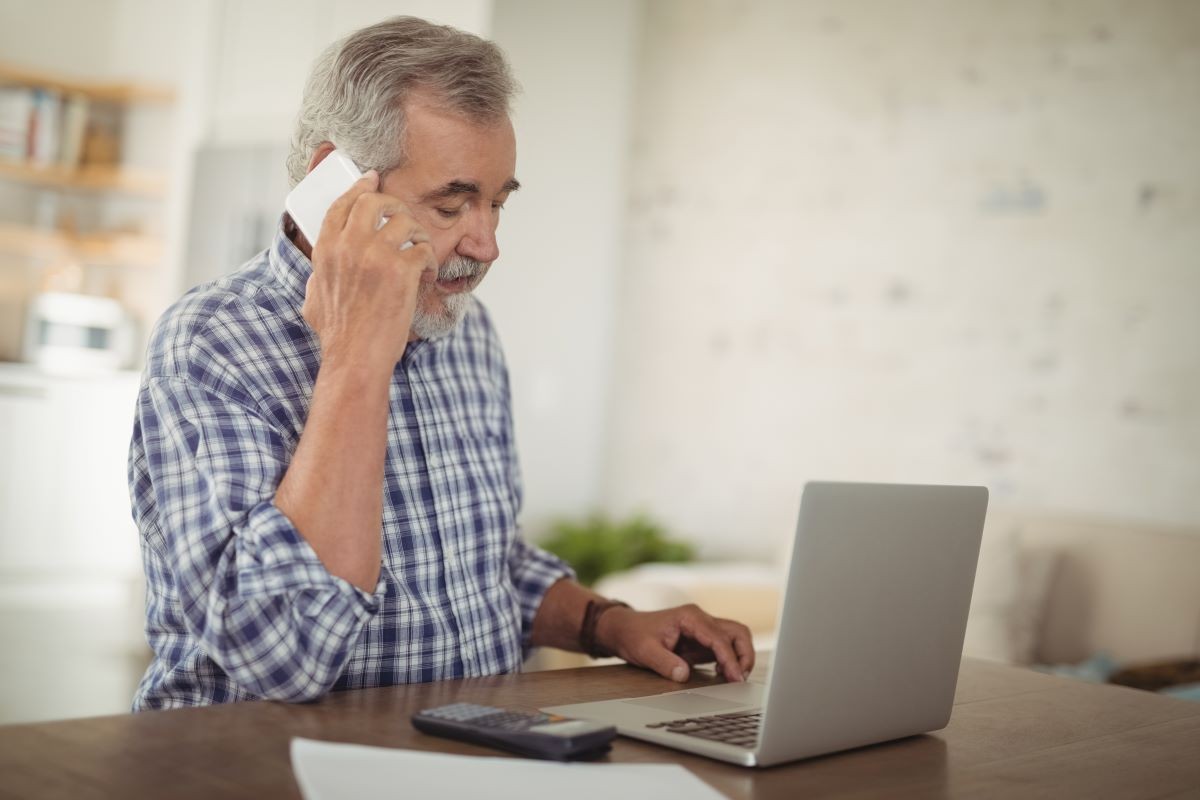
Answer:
[129,16,753,710]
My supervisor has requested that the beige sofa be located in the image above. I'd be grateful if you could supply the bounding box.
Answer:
[527,511,1200,671]
[1010,513,1200,665]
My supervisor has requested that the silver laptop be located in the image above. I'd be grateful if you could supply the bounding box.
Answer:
[543,481,988,767]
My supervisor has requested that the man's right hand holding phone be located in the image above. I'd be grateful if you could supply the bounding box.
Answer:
[302,169,437,370]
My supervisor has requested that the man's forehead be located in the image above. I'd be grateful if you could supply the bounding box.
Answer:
[399,98,517,196]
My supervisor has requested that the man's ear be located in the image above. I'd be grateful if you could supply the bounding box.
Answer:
[306,142,337,174]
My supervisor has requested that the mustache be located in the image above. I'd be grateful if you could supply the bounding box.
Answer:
[438,257,485,281]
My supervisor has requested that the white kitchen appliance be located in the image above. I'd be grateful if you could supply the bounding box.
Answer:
[22,291,136,372]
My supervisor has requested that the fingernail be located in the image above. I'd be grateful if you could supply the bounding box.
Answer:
[671,666,687,682]
[363,169,379,181]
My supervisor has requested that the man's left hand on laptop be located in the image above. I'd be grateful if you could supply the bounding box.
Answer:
[596,604,755,683]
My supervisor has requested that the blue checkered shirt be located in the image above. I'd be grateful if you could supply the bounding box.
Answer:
[128,223,573,710]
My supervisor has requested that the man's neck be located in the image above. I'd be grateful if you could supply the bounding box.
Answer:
[283,214,315,259]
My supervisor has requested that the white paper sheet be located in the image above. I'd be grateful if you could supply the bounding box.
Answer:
[290,737,729,800]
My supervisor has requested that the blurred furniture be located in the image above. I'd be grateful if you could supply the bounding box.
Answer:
[0,57,173,726]
[1111,658,1200,693]
[2,659,1199,798]
[1006,513,1200,665]
[0,363,149,724]
[0,61,173,362]
[553,511,1200,673]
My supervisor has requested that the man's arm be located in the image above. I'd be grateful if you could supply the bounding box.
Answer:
[137,375,383,703]
[530,578,756,683]
[275,170,436,591]
[273,358,390,592]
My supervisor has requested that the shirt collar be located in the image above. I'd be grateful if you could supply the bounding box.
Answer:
[268,216,313,307]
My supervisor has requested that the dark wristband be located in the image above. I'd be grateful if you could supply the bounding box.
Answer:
[579,599,631,658]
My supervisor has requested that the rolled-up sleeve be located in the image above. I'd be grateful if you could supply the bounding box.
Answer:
[507,536,574,648]
[138,376,381,702]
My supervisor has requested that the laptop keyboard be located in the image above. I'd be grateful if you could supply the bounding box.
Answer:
[646,711,762,749]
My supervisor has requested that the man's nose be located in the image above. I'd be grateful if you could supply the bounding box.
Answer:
[456,209,500,264]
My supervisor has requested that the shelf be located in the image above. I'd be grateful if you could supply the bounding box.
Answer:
[0,62,175,105]
[0,160,167,196]
[0,225,163,268]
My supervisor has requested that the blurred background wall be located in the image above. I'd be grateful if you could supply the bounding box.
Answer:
[0,0,1196,722]
[603,0,1200,560]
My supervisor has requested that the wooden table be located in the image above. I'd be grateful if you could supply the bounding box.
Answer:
[2,658,1199,799]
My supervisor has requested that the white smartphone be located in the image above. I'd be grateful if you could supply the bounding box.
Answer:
[284,150,364,246]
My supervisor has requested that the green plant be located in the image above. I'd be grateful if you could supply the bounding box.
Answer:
[539,513,694,586]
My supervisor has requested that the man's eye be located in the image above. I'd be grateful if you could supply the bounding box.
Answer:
[491,201,506,212]
[436,207,463,219]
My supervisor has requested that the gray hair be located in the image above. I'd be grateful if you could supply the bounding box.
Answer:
[286,16,516,187]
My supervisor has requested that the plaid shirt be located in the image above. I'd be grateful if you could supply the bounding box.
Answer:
[129,223,573,710]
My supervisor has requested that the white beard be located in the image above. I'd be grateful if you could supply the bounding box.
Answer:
[410,255,489,340]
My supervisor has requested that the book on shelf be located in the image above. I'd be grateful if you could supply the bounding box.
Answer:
[29,89,61,166]
[0,85,110,169]
[0,87,33,161]
[59,94,89,168]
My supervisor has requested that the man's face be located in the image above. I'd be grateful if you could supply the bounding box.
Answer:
[380,94,518,340]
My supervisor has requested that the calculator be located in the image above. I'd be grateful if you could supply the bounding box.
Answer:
[411,702,616,761]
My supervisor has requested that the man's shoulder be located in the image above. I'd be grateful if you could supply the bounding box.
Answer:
[144,254,310,386]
